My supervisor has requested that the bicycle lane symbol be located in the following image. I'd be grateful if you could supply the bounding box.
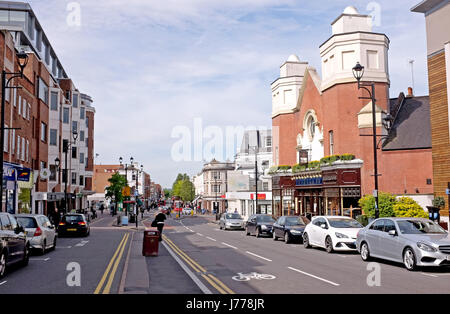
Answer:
[232,272,276,282]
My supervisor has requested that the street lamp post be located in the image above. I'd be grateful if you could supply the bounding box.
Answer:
[120,156,134,218]
[134,164,143,228]
[57,131,78,214]
[248,130,261,215]
[0,51,29,212]
[352,62,381,218]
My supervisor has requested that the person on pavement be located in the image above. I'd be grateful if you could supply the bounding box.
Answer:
[154,211,167,241]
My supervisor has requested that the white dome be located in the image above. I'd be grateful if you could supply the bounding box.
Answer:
[287,54,300,62]
[343,6,359,15]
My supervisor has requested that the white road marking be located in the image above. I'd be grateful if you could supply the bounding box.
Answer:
[288,267,340,286]
[56,246,72,249]
[421,273,438,278]
[222,242,238,250]
[196,233,204,237]
[206,237,217,242]
[0,281,7,286]
[75,240,89,247]
[30,257,50,261]
[246,251,272,262]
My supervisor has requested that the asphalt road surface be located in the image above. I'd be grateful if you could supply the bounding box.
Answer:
[162,216,450,294]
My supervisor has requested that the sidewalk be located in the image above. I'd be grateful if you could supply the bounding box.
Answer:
[119,217,204,294]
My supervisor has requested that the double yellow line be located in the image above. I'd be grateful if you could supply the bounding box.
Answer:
[94,233,130,294]
[163,234,234,294]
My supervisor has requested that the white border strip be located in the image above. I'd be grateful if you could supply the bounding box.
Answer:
[162,241,212,294]
[288,267,340,286]
[207,237,217,242]
[0,281,7,286]
[222,242,238,250]
[246,251,272,262]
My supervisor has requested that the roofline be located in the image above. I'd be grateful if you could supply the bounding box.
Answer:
[411,0,449,13]
[319,31,390,49]
[381,146,432,152]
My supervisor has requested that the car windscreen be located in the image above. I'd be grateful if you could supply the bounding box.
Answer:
[285,217,306,226]
[328,218,362,228]
[226,214,241,220]
[16,217,37,228]
[257,215,275,223]
[397,220,447,234]
[63,215,84,223]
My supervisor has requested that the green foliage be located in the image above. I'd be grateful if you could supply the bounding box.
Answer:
[278,165,291,171]
[105,172,128,204]
[432,196,445,209]
[307,161,320,169]
[292,164,307,173]
[172,173,195,202]
[18,189,31,213]
[320,155,340,165]
[340,154,356,161]
[164,189,172,198]
[358,192,396,218]
[393,197,429,218]
[356,215,369,227]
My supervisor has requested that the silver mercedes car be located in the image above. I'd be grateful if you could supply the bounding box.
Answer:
[357,218,450,271]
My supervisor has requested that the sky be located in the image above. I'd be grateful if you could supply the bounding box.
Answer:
[20,0,429,188]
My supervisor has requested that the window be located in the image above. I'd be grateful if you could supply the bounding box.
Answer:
[63,108,69,124]
[80,152,85,164]
[0,215,12,230]
[384,220,396,233]
[40,161,46,170]
[26,140,29,162]
[80,107,85,119]
[72,147,77,159]
[38,78,49,104]
[370,220,385,231]
[263,182,269,191]
[18,95,21,115]
[86,117,89,128]
[266,136,272,148]
[72,121,78,134]
[50,92,58,111]
[72,172,77,185]
[3,124,8,152]
[329,131,334,155]
[22,99,26,118]
[80,130,85,142]
[27,104,31,120]
[17,135,20,157]
[11,130,15,155]
[213,185,221,193]
[73,93,78,108]
[79,175,84,186]
[50,129,57,146]
[41,122,47,142]
[21,137,25,161]
[50,165,57,182]
[307,115,316,139]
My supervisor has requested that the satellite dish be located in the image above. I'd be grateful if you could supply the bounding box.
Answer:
[40,168,51,180]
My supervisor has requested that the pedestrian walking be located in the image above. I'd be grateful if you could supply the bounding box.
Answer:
[100,203,104,215]
[152,211,167,241]
[53,207,60,227]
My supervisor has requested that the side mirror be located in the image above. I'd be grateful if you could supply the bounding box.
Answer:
[388,230,397,236]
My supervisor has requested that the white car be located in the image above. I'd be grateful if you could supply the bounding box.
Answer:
[303,216,363,253]
[182,208,193,215]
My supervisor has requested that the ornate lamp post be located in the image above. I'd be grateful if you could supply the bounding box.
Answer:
[57,130,78,214]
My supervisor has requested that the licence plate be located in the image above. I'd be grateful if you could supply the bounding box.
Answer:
[67,228,77,232]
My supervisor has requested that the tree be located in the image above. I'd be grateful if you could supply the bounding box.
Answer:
[105,172,128,205]
[358,192,396,218]
[164,189,172,198]
[171,173,195,202]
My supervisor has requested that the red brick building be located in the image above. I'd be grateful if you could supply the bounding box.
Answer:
[271,6,433,218]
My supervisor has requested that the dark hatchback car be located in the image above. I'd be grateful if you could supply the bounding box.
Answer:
[0,213,30,278]
[273,216,310,244]
[245,214,276,238]
[58,214,90,237]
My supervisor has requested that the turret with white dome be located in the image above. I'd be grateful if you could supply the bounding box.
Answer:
[320,6,390,91]
[271,55,309,117]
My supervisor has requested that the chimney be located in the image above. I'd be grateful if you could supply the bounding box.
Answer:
[407,87,414,98]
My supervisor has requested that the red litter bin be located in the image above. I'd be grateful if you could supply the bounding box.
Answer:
[143,228,160,257]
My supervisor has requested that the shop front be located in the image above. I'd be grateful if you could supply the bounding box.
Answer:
[2,162,32,214]
[272,175,296,218]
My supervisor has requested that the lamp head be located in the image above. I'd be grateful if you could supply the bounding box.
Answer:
[16,51,29,75]
[55,157,60,168]
[352,62,365,83]
[72,130,78,141]
[130,157,134,164]
[119,157,123,165]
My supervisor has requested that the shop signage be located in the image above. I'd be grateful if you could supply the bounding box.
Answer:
[250,194,266,200]
[295,177,323,186]
[3,163,31,182]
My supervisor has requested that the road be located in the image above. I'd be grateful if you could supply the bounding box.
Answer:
[162,215,450,294]
[1,212,449,294]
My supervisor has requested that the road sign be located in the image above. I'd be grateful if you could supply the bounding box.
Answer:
[122,187,131,197]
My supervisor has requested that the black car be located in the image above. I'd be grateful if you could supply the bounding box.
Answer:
[0,213,30,278]
[273,216,310,244]
[245,214,276,238]
[58,214,90,237]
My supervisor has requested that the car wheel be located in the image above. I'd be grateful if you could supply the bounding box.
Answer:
[273,231,278,241]
[219,225,223,230]
[325,236,334,253]
[0,251,7,278]
[21,244,30,267]
[303,233,311,248]
[403,248,417,271]
[284,232,290,244]
[360,242,371,261]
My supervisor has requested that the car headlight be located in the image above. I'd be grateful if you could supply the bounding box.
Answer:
[290,230,302,235]
[335,232,349,239]
[417,242,437,252]
[261,225,267,230]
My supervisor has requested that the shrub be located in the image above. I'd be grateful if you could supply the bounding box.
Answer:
[320,155,340,165]
[307,161,320,169]
[432,196,445,209]
[278,165,291,171]
[340,154,355,161]
[358,192,396,218]
[393,197,428,218]
[268,166,279,174]
[292,164,307,173]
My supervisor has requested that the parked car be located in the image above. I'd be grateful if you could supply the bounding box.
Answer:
[58,214,90,237]
[0,213,30,278]
[182,208,193,215]
[303,216,363,253]
[357,217,450,271]
[245,214,276,238]
[219,213,244,230]
[15,214,57,255]
[273,216,310,243]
